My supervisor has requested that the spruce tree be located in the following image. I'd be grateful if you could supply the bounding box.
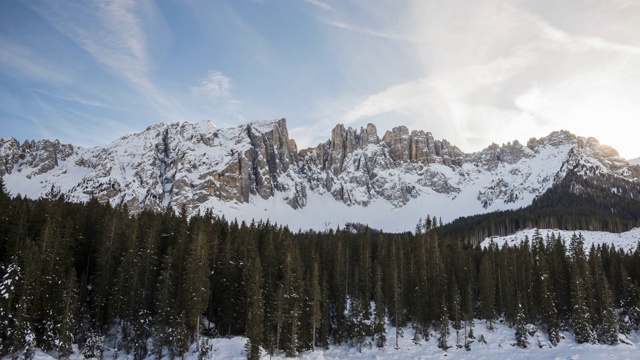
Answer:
[514,303,528,348]
[570,263,596,344]
[437,295,450,351]
[244,247,264,360]
[387,235,404,349]
[600,279,619,345]
[534,237,560,346]
[619,264,640,332]
[56,271,79,359]
[463,282,475,351]
[449,275,462,348]
[307,258,322,350]
[347,296,368,353]
[184,220,211,345]
[479,254,497,330]
[372,263,386,348]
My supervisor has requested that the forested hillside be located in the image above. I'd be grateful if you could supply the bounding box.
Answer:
[1,179,639,360]
[438,171,640,244]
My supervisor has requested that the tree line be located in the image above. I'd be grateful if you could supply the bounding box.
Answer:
[0,180,639,359]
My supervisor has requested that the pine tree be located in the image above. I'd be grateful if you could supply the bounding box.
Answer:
[619,264,640,332]
[571,263,596,344]
[244,247,264,360]
[437,295,450,351]
[279,231,304,356]
[479,254,497,330]
[387,235,404,349]
[449,275,462,348]
[7,240,39,360]
[415,218,423,235]
[514,303,528,348]
[534,238,560,346]
[600,279,618,345]
[307,258,322,350]
[184,219,211,346]
[0,258,21,355]
[347,297,368,353]
[463,282,475,351]
[56,271,79,359]
[153,247,176,359]
[372,263,386,348]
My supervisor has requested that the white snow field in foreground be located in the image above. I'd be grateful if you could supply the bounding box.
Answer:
[17,320,639,360]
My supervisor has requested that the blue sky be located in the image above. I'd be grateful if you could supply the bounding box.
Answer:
[1,0,639,158]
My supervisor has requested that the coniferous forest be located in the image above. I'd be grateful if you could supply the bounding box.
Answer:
[1,180,640,360]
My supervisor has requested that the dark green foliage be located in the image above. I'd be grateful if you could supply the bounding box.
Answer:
[571,263,597,344]
[0,193,637,359]
[479,253,497,330]
[514,303,528,348]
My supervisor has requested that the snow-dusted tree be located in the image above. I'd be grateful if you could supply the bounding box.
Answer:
[153,248,176,359]
[0,259,21,354]
[479,254,497,330]
[534,239,560,346]
[600,280,618,345]
[184,219,212,344]
[244,245,264,360]
[449,275,462,348]
[307,258,322,350]
[82,331,105,360]
[463,282,475,351]
[386,235,404,349]
[571,263,596,344]
[347,296,368,353]
[437,295,450,351]
[619,264,640,333]
[56,271,79,359]
[514,303,528,348]
[372,263,386,349]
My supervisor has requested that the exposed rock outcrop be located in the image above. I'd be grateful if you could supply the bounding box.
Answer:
[1,119,637,217]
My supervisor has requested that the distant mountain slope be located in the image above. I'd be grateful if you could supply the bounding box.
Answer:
[2,119,639,232]
[481,227,640,253]
[630,157,640,166]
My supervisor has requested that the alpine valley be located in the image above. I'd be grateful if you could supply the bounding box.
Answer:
[2,118,640,233]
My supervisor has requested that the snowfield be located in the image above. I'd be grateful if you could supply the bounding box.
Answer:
[16,321,640,360]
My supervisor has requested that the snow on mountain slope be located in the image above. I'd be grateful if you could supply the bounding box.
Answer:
[630,157,640,166]
[481,227,640,253]
[1,120,639,232]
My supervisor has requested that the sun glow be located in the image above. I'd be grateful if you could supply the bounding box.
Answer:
[562,92,639,159]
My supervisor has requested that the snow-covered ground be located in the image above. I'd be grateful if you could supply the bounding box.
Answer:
[15,320,639,360]
[481,228,640,253]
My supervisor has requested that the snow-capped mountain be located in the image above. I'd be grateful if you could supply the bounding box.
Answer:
[1,119,639,232]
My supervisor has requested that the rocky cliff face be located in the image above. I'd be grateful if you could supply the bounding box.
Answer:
[2,120,638,220]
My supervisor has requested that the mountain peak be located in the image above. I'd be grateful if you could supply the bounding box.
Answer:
[1,120,638,232]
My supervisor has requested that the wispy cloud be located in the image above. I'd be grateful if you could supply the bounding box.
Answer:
[308,0,640,156]
[526,13,640,55]
[191,70,233,99]
[304,0,336,12]
[30,0,186,120]
[0,36,73,84]
[34,89,106,108]
[322,20,412,41]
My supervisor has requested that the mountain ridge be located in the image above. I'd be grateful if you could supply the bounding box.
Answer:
[1,119,639,232]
